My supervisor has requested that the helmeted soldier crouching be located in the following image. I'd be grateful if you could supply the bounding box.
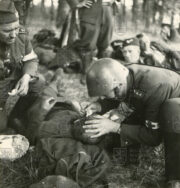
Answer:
[0,0,45,132]
[84,58,180,188]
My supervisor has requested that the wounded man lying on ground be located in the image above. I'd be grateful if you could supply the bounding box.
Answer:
[18,67,129,146]
[111,34,180,73]
[7,69,111,187]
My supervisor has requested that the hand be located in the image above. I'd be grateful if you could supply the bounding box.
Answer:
[83,115,120,138]
[76,0,93,8]
[85,102,101,116]
[10,74,31,96]
[139,33,151,53]
[41,96,56,111]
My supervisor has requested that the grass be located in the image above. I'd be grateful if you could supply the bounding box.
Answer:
[0,144,165,188]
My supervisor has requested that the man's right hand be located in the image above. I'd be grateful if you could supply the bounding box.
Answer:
[76,0,93,8]
[85,102,102,116]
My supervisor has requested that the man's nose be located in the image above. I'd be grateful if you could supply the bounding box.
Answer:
[9,30,16,38]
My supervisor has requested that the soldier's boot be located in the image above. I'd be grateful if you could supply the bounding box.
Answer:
[79,51,93,85]
[159,98,180,186]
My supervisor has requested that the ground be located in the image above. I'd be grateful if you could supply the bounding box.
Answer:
[0,11,168,188]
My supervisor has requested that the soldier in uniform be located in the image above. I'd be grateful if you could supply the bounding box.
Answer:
[66,0,115,82]
[0,0,44,132]
[84,58,180,188]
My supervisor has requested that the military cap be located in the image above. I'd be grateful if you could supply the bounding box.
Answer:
[123,37,140,48]
[111,40,124,50]
[0,0,19,24]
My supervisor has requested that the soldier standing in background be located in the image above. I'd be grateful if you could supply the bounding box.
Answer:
[66,0,116,83]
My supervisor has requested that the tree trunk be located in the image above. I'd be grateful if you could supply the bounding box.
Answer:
[50,0,55,21]
[132,0,139,30]
[142,0,147,23]
[159,0,165,25]
[122,0,126,24]
[41,0,46,16]
[143,0,154,29]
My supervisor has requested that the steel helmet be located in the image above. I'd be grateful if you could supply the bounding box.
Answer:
[86,58,129,97]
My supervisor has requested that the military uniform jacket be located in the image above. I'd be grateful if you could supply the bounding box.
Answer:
[99,64,180,129]
[0,28,38,80]
[66,0,102,25]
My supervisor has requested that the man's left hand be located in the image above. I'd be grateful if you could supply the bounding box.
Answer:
[83,115,120,138]
[14,74,31,96]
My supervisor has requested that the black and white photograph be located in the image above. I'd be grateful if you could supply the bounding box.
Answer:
[0,0,180,187]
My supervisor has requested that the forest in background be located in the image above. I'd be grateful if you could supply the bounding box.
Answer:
[22,0,180,46]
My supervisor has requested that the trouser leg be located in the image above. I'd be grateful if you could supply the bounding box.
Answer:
[0,79,16,132]
[0,109,7,132]
[159,98,180,181]
[8,77,46,133]
[121,112,162,147]
[73,21,100,74]
[97,6,113,58]
[116,115,161,165]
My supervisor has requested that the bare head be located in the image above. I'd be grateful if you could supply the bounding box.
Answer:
[86,58,129,100]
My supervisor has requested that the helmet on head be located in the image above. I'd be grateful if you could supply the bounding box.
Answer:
[86,58,129,97]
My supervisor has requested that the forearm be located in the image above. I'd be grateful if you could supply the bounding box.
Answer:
[23,60,38,78]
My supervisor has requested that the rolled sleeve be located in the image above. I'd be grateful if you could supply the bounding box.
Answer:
[22,36,38,77]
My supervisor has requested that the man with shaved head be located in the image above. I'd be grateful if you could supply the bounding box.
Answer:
[84,58,180,188]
